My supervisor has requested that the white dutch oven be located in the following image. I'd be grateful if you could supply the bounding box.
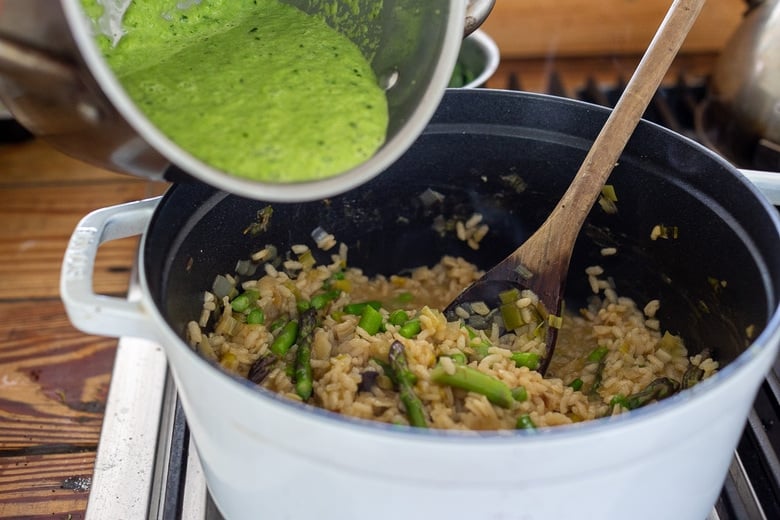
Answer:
[61,90,780,519]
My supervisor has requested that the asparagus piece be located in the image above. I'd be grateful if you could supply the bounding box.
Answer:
[511,386,528,402]
[625,377,680,409]
[247,354,277,384]
[371,357,402,387]
[389,309,409,326]
[294,309,318,401]
[681,365,705,389]
[388,341,428,427]
[230,289,260,312]
[358,304,384,335]
[398,319,421,338]
[449,351,468,365]
[270,319,299,356]
[589,359,607,399]
[310,289,340,310]
[430,362,514,408]
[516,413,536,430]
[681,350,709,390]
[511,352,540,370]
[609,377,681,414]
[343,300,382,315]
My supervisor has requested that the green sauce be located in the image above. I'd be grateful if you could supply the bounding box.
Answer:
[86,0,388,183]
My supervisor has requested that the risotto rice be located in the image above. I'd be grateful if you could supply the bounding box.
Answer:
[186,242,718,430]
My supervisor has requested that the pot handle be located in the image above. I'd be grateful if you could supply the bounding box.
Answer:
[60,197,162,341]
[740,169,780,206]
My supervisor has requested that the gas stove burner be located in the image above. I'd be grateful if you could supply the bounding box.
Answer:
[505,69,780,174]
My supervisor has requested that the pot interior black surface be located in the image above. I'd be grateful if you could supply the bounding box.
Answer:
[145,90,780,369]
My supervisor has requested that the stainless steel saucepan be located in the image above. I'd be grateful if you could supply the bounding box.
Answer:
[699,0,780,170]
[0,0,494,201]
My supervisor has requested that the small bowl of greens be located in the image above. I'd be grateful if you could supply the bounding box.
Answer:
[449,29,500,88]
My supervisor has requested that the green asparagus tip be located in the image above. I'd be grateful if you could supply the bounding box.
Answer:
[430,362,514,409]
[516,414,536,430]
[269,319,299,356]
[388,341,428,428]
[358,304,384,335]
[511,352,540,370]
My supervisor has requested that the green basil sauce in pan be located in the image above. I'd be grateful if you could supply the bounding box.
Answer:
[85,0,389,183]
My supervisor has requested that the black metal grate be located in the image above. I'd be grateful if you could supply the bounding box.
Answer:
[504,69,780,173]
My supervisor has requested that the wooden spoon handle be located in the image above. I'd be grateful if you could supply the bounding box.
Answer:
[516,0,707,267]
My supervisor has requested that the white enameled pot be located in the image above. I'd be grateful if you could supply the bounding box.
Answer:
[61,194,780,520]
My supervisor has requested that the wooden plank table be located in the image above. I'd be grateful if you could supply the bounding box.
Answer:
[0,137,167,519]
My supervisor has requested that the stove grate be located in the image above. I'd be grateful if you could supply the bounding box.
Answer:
[504,69,780,173]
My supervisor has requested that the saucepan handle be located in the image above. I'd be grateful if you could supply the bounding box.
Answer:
[464,0,496,37]
[740,169,780,206]
[60,197,162,340]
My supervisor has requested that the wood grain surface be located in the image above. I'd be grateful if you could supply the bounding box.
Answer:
[0,138,167,520]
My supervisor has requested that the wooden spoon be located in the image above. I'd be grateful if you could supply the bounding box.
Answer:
[444,0,707,373]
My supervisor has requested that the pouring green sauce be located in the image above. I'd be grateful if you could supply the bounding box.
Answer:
[83,0,389,183]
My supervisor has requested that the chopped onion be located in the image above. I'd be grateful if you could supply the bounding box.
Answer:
[235,258,258,276]
[465,213,483,229]
[601,184,618,202]
[431,215,447,234]
[547,314,563,329]
[598,195,618,214]
[513,264,533,280]
[418,188,445,207]
[311,226,329,243]
[212,274,236,300]
[311,226,337,250]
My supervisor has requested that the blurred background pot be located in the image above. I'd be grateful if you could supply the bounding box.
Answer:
[449,29,500,88]
[0,0,494,201]
[61,89,780,520]
[698,0,780,171]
